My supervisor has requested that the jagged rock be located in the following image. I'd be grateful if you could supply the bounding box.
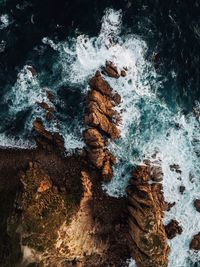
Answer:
[87,89,117,118]
[131,164,151,184]
[179,185,186,194]
[103,61,120,78]
[127,165,170,267]
[88,148,105,168]
[170,164,182,174]
[85,109,120,140]
[33,118,64,150]
[102,151,116,182]
[89,71,113,96]
[194,199,200,212]
[190,232,200,250]
[151,165,163,182]
[165,220,183,239]
[83,128,104,148]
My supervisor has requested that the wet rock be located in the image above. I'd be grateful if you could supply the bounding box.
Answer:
[46,90,55,101]
[127,165,170,267]
[85,110,120,140]
[27,65,37,76]
[151,165,163,182]
[194,199,200,212]
[190,232,200,250]
[165,220,183,239]
[179,185,186,194]
[170,164,182,174]
[89,71,113,96]
[121,70,127,77]
[33,118,64,151]
[103,61,120,78]
[166,202,176,211]
[83,128,104,148]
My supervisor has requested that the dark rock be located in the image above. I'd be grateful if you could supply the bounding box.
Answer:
[179,185,185,194]
[165,220,183,239]
[194,199,200,212]
[190,232,200,250]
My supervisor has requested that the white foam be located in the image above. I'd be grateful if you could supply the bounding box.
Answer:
[0,14,10,29]
[45,8,200,266]
[0,133,36,149]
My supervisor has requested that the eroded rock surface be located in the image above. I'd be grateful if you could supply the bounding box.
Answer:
[127,163,170,267]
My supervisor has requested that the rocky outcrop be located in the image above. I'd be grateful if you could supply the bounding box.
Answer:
[83,66,125,182]
[33,118,64,151]
[127,163,170,267]
[194,199,200,212]
[190,232,200,250]
[164,220,183,239]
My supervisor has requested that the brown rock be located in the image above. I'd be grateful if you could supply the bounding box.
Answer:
[103,61,120,78]
[88,148,105,169]
[151,165,163,182]
[83,128,104,148]
[85,110,120,140]
[46,90,55,101]
[87,90,117,118]
[190,232,200,250]
[33,118,64,151]
[89,71,113,96]
[127,165,170,267]
[131,164,151,184]
[165,220,183,239]
[194,199,200,212]
[121,70,127,77]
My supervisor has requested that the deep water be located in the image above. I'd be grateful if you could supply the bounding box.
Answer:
[0,1,200,267]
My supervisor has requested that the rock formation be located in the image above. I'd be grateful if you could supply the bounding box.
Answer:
[190,232,200,250]
[194,199,200,212]
[164,219,183,239]
[83,65,125,182]
[127,162,170,267]
[33,118,64,151]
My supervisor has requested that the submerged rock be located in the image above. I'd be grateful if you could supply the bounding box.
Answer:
[190,232,200,250]
[165,220,183,239]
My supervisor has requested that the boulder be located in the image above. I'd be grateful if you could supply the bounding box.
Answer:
[190,232,200,250]
[89,71,113,96]
[165,220,183,239]
[103,61,120,78]
[194,199,200,212]
[85,110,120,140]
